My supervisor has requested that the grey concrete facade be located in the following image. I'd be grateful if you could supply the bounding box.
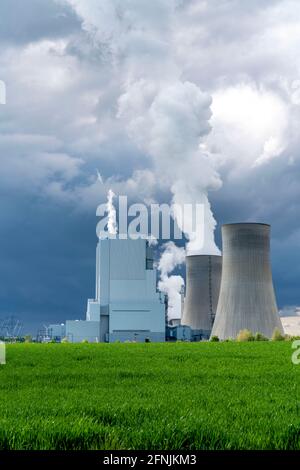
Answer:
[182,255,222,331]
[109,331,165,343]
[167,325,192,341]
[211,223,284,339]
[66,320,100,343]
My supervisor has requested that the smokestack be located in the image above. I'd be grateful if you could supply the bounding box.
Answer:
[211,223,284,339]
[182,255,222,332]
[180,285,185,319]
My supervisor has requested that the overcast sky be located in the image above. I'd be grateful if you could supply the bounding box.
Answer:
[1,0,300,333]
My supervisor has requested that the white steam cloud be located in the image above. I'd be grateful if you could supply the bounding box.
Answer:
[118,79,221,255]
[65,0,222,256]
[158,242,185,320]
[158,241,186,278]
[106,189,118,236]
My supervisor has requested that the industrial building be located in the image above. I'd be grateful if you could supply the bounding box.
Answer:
[211,223,284,339]
[167,324,191,341]
[42,220,285,343]
[181,254,222,339]
[44,323,65,341]
[65,238,165,343]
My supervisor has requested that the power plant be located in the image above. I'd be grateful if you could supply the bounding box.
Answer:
[66,237,165,343]
[181,255,222,338]
[43,220,284,342]
[211,223,284,339]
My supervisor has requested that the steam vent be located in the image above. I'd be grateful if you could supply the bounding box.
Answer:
[211,223,284,340]
[182,255,222,335]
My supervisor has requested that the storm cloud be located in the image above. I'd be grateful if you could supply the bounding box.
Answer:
[1,0,300,332]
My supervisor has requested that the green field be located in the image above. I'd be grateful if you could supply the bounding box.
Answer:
[0,342,299,450]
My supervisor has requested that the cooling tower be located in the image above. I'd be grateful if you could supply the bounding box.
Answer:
[182,255,222,333]
[211,223,284,339]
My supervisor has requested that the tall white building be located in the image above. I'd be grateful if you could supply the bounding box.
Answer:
[66,238,166,342]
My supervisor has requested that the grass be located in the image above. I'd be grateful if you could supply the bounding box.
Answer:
[0,342,299,450]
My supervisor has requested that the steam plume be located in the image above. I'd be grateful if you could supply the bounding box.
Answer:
[107,189,118,236]
[117,71,222,257]
[65,1,222,255]
[158,242,185,320]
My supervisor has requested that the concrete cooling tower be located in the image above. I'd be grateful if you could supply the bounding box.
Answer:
[211,223,284,340]
[182,255,222,335]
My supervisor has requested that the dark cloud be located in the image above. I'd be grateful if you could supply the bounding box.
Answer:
[0,0,81,45]
[0,190,96,334]
[1,0,300,332]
